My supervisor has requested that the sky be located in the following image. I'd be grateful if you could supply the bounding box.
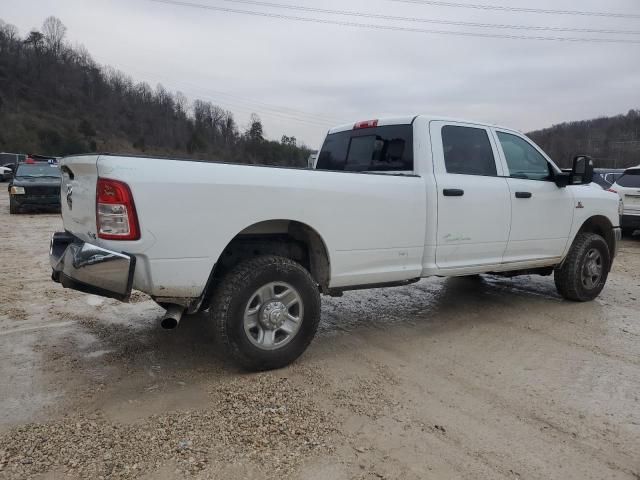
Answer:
[3,0,640,148]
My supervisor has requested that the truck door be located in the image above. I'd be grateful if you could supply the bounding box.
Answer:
[430,121,511,269]
[492,130,574,262]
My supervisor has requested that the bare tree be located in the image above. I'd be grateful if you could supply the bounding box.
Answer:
[0,21,19,42]
[42,16,66,54]
[174,91,188,117]
[73,43,94,68]
[24,30,45,59]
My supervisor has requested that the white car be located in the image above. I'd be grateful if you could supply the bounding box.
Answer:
[49,115,621,370]
[609,165,640,236]
[0,166,12,182]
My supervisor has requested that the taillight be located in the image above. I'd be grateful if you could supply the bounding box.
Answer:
[96,178,140,240]
[354,119,378,130]
[607,188,617,193]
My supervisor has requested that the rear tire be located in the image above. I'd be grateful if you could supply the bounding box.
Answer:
[554,232,610,302]
[210,255,321,371]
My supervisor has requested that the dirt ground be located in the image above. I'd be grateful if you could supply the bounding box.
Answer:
[0,190,638,480]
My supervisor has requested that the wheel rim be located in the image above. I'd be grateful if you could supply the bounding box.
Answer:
[243,281,304,351]
[581,248,603,290]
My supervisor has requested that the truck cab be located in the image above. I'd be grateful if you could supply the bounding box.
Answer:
[316,116,620,276]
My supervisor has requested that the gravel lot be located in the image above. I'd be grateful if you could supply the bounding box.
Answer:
[0,190,638,479]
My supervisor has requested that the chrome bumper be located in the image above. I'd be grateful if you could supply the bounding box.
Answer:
[50,232,135,301]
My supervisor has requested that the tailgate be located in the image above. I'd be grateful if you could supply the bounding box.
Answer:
[59,155,99,242]
[623,191,640,214]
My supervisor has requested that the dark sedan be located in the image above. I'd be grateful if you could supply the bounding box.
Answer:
[8,163,61,214]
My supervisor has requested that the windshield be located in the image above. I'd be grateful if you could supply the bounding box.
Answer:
[15,164,61,178]
[617,170,640,188]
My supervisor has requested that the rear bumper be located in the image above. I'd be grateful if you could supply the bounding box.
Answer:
[50,232,135,301]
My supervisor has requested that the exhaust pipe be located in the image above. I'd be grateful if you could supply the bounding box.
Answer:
[161,304,185,330]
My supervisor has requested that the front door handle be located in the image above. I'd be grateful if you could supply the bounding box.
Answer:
[515,192,532,199]
[443,188,464,197]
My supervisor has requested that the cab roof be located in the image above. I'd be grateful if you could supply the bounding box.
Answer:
[327,115,519,135]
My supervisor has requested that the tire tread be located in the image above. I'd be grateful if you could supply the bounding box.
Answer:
[210,255,319,371]
[554,232,609,302]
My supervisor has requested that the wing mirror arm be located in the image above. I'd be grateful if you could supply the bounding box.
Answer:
[555,155,594,187]
[554,171,571,188]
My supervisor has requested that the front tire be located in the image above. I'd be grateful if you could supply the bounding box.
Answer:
[210,255,321,371]
[9,197,18,214]
[554,232,610,302]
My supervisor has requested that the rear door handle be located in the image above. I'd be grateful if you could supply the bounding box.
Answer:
[515,192,532,199]
[443,189,464,197]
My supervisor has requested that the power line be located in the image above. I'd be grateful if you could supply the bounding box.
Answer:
[149,0,640,44]
[388,0,640,20]
[217,0,640,35]
[186,87,343,125]
[116,62,339,127]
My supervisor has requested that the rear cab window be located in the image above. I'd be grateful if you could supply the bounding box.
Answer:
[617,170,640,188]
[316,124,414,173]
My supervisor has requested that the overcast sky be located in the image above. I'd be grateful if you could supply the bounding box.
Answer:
[3,0,640,148]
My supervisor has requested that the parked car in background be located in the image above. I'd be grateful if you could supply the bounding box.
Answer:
[609,165,640,236]
[8,162,62,214]
[49,115,621,371]
[0,152,26,165]
[0,166,12,182]
[593,168,625,189]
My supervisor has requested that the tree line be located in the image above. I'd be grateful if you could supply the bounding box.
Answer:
[528,109,640,169]
[0,16,311,166]
[1,16,637,170]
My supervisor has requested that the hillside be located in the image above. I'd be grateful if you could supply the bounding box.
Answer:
[528,110,640,169]
[1,16,638,170]
[0,17,309,166]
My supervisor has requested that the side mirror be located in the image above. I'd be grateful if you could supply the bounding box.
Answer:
[571,155,594,185]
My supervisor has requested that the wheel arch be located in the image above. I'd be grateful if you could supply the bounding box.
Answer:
[198,219,332,311]
[577,215,615,262]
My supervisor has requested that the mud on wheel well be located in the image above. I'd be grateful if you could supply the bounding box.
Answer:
[578,216,615,260]
[199,221,330,311]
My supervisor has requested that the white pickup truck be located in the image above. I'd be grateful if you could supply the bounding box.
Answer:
[50,115,622,370]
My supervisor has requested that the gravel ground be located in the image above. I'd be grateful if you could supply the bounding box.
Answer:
[0,190,638,479]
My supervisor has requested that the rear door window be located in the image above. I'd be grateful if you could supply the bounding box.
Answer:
[0,153,16,163]
[316,125,413,172]
[441,125,497,176]
[617,171,640,188]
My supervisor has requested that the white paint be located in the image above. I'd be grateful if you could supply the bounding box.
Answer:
[491,129,575,262]
[58,115,620,299]
[429,120,511,269]
[610,167,640,219]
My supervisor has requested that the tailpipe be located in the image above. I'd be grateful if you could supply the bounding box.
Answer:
[161,305,185,330]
